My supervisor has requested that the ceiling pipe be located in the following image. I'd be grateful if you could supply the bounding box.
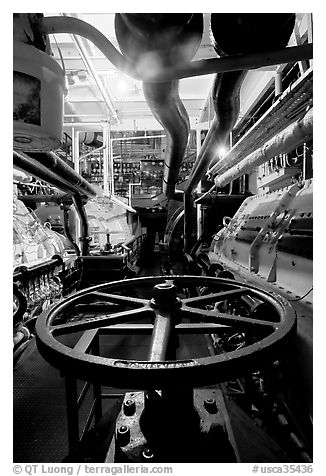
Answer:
[214,107,313,188]
[40,15,312,82]
[114,13,203,200]
[61,14,120,125]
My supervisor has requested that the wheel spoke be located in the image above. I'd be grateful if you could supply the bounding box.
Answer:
[90,290,148,306]
[180,306,278,330]
[148,309,173,361]
[51,306,153,336]
[183,288,248,306]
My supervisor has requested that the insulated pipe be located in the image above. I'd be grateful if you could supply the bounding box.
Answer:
[114,14,203,200]
[40,16,312,82]
[213,107,313,188]
[28,152,98,199]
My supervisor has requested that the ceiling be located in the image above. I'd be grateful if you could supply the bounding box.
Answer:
[46,13,311,136]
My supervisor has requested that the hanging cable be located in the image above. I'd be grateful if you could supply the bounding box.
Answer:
[288,287,313,302]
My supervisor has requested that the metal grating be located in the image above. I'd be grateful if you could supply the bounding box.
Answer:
[207,67,313,178]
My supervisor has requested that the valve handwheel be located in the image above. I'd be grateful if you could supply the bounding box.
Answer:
[35,276,296,389]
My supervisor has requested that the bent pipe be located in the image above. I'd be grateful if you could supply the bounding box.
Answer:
[142,80,190,199]
[183,13,296,251]
[62,205,81,256]
[114,14,203,200]
[72,194,90,256]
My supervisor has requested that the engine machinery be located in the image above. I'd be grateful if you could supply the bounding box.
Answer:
[13,12,313,465]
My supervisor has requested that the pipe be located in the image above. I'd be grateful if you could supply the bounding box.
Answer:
[184,70,246,196]
[28,152,98,199]
[13,150,81,196]
[114,14,203,200]
[72,194,90,255]
[40,16,312,82]
[62,14,119,124]
[213,107,313,188]
[142,80,190,199]
[18,193,70,204]
[62,204,80,256]
[109,194,136,214]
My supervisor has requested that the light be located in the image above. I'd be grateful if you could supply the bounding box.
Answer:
[217,146,228,158]
[117,79,129,93]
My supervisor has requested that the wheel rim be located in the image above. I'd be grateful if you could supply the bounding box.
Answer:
[35,275,296,389]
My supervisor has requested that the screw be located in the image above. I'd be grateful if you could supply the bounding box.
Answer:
[204,398,218,414]
[117,425,130,446]
[124,399,136,416]
[142,447,154,460]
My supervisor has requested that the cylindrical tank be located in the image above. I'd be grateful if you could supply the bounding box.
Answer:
[13,41,66,152]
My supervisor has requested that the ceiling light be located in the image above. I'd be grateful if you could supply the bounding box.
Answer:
[217,146,228,158]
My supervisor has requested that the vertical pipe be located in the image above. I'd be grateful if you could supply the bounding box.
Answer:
[109,125,114,196]
[72,194,90,256]
[196,128,202,240]
[102,122,109,196]
[275,70,283,97]
[72,128,81,245]
[109,136,115,196]
[303,142,307,181]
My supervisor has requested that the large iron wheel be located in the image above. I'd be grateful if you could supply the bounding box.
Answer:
[35,276,296,389]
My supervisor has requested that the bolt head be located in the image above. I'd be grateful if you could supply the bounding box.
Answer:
[151,282,179,309]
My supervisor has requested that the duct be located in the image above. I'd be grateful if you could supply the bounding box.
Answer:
[214,107,313,188]
[28,151,98,199]
[114,14,203,200]
[40,16,312,82]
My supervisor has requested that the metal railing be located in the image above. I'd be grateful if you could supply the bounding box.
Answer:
[122,234,147,267]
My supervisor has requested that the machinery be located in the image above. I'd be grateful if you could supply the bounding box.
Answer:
[13,12,313,464]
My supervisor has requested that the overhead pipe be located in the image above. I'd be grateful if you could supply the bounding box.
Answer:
[28,151,98,199]
[61,14,120,125]
[40,15,312,82]
[213,107,313,188]
[182,13,296,251]
[114,14,203,199]
[13,150,82,196]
